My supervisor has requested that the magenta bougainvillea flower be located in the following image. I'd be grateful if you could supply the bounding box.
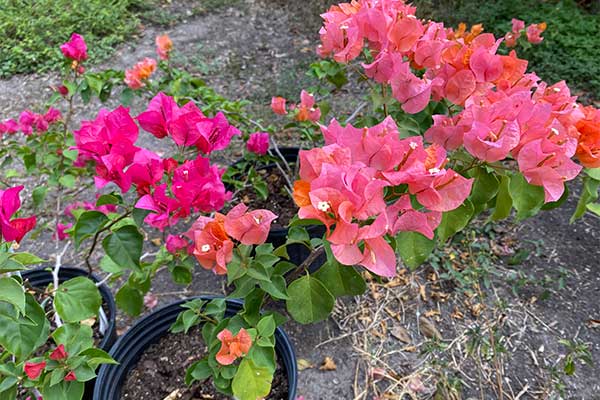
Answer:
[60,33,88,62]
[246,132,270,155]
[0,186,36,243]
[216,328,252,365]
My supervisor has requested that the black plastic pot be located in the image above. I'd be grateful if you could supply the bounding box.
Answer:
[235,146,326,269]
[21,266,118,399]
[93,296,297,400]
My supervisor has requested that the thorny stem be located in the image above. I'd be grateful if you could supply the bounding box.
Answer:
[85,211,132,274]
[381,83,388,117]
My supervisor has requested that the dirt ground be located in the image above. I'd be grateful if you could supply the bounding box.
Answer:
[1,1,598,399]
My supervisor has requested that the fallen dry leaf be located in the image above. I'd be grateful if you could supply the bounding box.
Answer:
[151,238,162,246]
[319,356,337,371]
[163,389,180,400]
[419,316,442,340]
[297,358,314,371]
[587,319,600,329]
[390,325,412,344]
[470,303,485,317]
[81,317,96,327]
[419,285,428,301]
[424,309,441,318]
[451,307,464,320]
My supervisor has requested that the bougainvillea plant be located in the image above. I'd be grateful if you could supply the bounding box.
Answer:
[1,1,600,398]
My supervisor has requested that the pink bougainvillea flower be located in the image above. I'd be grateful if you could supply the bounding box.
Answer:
[424,114,468,150]
[0,186,36,243]
[444,70,477,106]
[295,90,321,122]
[166,234,190,254]
[0,119,19,135]
[223,204,277,245]
[191,214,233,275]
[44,107,62,124]
[144,293,159,309]
[414,169,474,212]
[137,92,180,139]
[171,156,230,214]
[135,184,180,230]
[271,96,287,115]
[124,58,157,89]
[329,214,397,278]
[246,132,270,155]
[469,47,503,83]
[194,112,241,154]
[388,15,424,52]
[60,33,88,62]
[390,63,432,114]
[526,22,546,44]
[64,371,77,381]
[385,195,441,239]
[49,344,68,361]
[512,18,525,33]
[216,328,252,365]
[54,222,73,241]
[24,361,45,380]
[155,34,173,60]
[517,139,581,202]
[126,149,164,195]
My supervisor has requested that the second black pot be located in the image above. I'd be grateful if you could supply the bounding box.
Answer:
[93,296,298,400]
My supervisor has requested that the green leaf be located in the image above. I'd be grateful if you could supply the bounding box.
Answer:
[259,275,289,300]
[231,359,273,400]
[257,315,276,337]
[52,323,94,356]
[186,359,211,385]
[0,277,25,315]
[73,211,108,248]
[32,186,48,208]
[508,173,545,221]
[396,231,436,270]
[437,199,474,242]
[170,265,192,285]
[96,194,121,206]
[313,260,366,297]
[491,175,512,221]
[242,288,264,326]
[42,381,84,400]
[0,294,49,360]
[54,277,102,323]
[286,275,334,324]
[59,174,76,188]
[115,284,143,316]
[469,167,499,210]
[102,226,143,272]
[132,208,151,227]
[0,376,17,393]
[79,348,118,367]
[120,88,135,107]
[11,252,45,266]
[248,345,276,372]
[587,203,600,216]
[585,168,600,181]
[572,176,599,222]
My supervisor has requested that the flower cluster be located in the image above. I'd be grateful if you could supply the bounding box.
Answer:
[318,0,596,202]
[72,93,238,230]
[0,185,36,243]
[271,90,321,122]
[155,34,173,61]
[166,203,277,274]
[0,107,61,136]
[504,18,546,47]
[23,344,77,384]
[216,328,252,365]
[60,33,88,63]
[293,116,472,277]
[246,132,270,155]
[125,57,157,90]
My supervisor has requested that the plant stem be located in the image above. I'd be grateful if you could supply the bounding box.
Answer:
[84,211,132,274]
[286,246,326,284]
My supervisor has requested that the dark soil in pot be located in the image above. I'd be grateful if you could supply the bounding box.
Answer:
[236,164,298,229]
[120,326,289,399]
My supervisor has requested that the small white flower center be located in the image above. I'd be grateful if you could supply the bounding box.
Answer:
[253,215,262,225]
[428,167,440,174]
[409,141,418,150]
[552,87,561,93]
[201,244,211,253]
[317,201,331,212]
[551,127,559,135]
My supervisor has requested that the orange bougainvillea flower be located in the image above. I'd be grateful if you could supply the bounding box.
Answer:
[575,106,600,168]
[292,180,311,207]
[464,24,484,44]
[125,58,157,90]
[155,34,173,60]
[216,328,252,365]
